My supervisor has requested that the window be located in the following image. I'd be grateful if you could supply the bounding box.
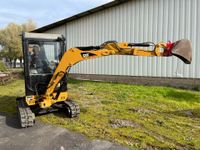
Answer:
[28,41,61,75]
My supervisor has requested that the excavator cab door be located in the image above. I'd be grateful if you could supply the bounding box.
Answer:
[22,32,66,96]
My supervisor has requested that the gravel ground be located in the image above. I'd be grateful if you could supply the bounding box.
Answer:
[0,113,130,150]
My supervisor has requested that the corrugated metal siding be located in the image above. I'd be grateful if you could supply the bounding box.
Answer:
[44,0,200,78]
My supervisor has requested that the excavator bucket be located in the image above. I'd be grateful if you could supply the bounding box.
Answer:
[171,39,192,64]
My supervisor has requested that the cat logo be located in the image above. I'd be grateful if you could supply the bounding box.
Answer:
[82,53,90,58]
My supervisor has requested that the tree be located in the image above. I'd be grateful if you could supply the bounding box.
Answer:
[0,23,22,67]
[0,20,37,68]
[22,19,37,32]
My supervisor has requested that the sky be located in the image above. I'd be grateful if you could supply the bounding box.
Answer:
[0,0,113,29]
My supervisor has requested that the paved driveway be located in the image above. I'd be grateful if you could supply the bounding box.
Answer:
[0,113,130,150]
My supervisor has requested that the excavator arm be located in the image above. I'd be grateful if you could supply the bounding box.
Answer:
[44,39,192,100]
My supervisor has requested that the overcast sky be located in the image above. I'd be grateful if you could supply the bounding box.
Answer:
[0,0,113,29]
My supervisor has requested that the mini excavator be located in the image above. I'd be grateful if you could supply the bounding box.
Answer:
[17,32,192,127]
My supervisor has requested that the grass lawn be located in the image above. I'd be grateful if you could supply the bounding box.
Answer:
[0,79,200,149]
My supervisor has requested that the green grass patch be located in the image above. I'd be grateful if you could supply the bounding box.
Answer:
[0,80,24,113]
[0,79,200,149]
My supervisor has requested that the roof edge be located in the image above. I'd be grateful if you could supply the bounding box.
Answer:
[32,0,130,33]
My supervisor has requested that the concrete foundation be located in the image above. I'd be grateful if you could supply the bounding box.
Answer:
[69,74,200,91]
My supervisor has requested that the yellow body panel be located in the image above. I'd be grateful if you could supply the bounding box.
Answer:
[26,92,68,108]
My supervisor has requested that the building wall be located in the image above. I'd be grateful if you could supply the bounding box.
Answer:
[44,0,200,79]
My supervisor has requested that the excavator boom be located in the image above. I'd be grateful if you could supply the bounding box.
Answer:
[45,40,192,98]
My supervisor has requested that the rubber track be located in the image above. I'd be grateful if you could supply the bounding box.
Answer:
[64,100,80,118]
[17,99,35,128]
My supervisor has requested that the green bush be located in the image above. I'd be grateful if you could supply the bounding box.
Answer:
[0,61,6,72]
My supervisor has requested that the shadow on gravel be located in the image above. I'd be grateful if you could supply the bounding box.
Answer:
[0,113,21,129]
[0,94,20,128]
[0,95,17,113]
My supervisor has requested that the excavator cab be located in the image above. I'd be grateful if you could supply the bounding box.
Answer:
[22,32,67,96]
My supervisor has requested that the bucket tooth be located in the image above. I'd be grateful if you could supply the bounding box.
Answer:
[171,39,192,64]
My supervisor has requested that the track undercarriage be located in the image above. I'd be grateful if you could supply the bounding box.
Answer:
[16,97,80,128]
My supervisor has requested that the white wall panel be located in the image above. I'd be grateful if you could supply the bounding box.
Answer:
[44,0,200,78]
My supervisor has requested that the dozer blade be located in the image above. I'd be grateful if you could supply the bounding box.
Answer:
[171,39,192,64]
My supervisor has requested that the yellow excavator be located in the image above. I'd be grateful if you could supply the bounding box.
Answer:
[17,32,192,127]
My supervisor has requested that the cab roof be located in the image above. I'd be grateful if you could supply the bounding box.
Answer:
[23,32,63,40]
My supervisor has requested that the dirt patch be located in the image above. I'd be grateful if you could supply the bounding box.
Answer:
[0,73,12,85]
[128,107,157,114]
[184,110,193,117]
[166,109,200,119]
[110,119,141,128]
[110,118,194,150]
